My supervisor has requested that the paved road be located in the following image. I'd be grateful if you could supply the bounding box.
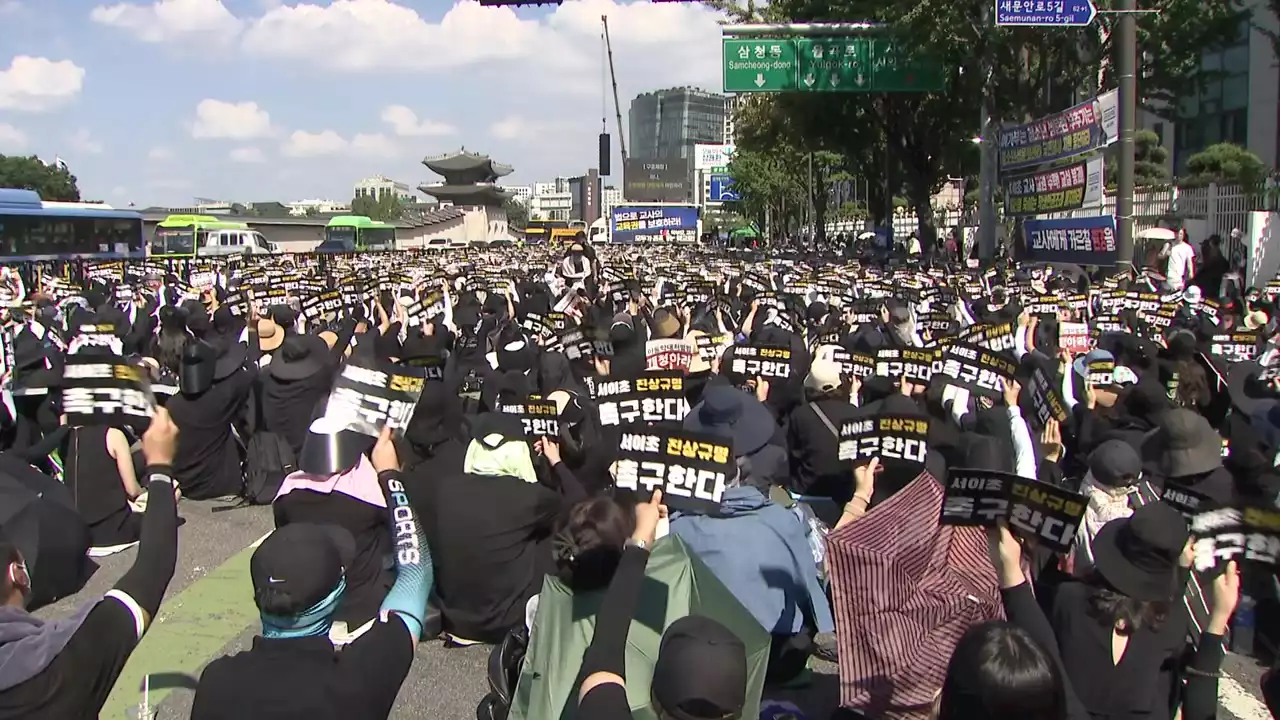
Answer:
[33,499,1271,720]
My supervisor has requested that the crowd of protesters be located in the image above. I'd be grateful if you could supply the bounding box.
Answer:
[0,231,1277,720]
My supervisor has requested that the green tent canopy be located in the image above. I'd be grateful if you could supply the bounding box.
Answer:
[510,535,770,720]
[729,225,760,238]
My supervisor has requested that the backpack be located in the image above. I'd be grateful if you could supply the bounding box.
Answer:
[243,432,297,505]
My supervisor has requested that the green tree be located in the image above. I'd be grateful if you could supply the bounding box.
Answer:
[1104,129,1170,189]
[374,192,404,222]
[502,197,528,230]
[0,154,81,201]
[350,194,377,218]
[1183,143,1268,187]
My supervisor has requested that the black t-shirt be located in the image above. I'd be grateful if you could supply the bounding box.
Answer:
[0,595,144,719]
[190,618,414,720]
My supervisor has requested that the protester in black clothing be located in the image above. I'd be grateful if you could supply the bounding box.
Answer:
[423,412,587,644]
[60,424,146,547]
[0,408,180,720]
[786,357,863,505]
[191,427,432,720]
[168,336,257,499]
[254,329,350,458]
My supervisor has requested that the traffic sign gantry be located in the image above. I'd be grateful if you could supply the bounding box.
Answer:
[723,39,798,92]
[995,0,1097,26]
[723,37,944,93]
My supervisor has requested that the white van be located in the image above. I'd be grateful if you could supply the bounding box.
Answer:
[202,229,277,256]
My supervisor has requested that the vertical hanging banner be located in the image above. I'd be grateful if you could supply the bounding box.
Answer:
[1004,157,1105,216]
[998,90,1118,172]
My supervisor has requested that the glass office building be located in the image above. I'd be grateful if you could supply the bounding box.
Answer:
[628,87,728,162]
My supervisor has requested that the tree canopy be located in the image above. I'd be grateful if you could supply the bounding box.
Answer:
[0,154,81,201]
[349,192,405,222]
[717,0,1249,242]
[502,197,529,230]
[1183,143,1268,187]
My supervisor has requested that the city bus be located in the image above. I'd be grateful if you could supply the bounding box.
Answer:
[150,215,274,258]
[0,189,146,260]
[524,219,586,245]
[319,215,397,252]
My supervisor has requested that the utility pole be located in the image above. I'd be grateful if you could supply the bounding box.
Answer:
[807,151,815,242]
[1115,0,1138,269]
[977,1,998,260]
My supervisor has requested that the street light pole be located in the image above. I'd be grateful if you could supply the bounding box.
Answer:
[977,1,998,260]
[1115,0,1138,269]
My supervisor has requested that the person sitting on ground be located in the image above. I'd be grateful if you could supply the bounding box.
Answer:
[190,426,432,720]
[0,408,181,719]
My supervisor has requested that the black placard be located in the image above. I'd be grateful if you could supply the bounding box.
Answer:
[958,322,1018,355]
[940,468,1016,527]
[874,347,935,384]
[594,371,690,426]
[61,354,157,429]
[1006,475,1087,554]
[498,400,560,437]
[1028,366,1069,429]
[829,348,875,379]
[1209,333,1260,363]
[935,342,1017,398]
[1190,506,1280,572]
[726,344,793,382]
[1161,481,1213,521]
[836,414,930,466]
[694,333,730,363]
[324,360,426,437]
[301,289,344,322]
[614,426,733,515]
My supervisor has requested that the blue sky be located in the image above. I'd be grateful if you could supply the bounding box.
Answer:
[0,0,724,206]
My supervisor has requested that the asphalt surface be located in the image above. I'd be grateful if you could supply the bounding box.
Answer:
[33,499,841,720]
[32,498,1270,720]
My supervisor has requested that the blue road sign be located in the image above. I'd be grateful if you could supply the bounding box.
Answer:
[709,174,740,202]
[995,0,1096,26]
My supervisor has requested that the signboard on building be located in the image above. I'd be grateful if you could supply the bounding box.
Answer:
[623,158,691,203]
[695,144,736,171]
[610,205,699,244]
[998,90,1117,173]
[709,174,740,203]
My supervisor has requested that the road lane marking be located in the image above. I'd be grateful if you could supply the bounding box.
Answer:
[102,538,261,719]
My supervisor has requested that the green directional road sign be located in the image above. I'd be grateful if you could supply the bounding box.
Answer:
[796,38,872,92]
[722,36,944,93]
[869,38,946,92]
[723,39,798,93]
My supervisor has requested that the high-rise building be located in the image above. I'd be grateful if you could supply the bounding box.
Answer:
[723,95,739,144]
[628,87,727,161]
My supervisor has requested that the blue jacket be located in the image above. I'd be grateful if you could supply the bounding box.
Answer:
[672,486,835,635]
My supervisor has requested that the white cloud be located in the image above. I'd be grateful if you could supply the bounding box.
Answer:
[68,129,104,155]
[0,56,86,112]
[0,123,26,152]
[351,132,397,157]
[90,0,243,43]
[381,105,454,137]
[191,99,273,139]
[147,146,173,162]
[229,146,265,163]
[281,129,347,158]
[489,116,526,141]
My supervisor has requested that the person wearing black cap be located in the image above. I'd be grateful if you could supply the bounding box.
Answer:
[0,409,180,718]
[578,491,750,720]
[191,427,433,720]
[252,331,346,459]
[166,335,257,499]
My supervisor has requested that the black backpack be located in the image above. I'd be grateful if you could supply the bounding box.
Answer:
[243,432,296,505]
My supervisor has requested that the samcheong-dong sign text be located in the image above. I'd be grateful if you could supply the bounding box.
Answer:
[1022,215,1118,266]
[611,206,699,244]
[998,90,1117,172]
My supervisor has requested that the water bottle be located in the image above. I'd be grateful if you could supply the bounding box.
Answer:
[1232,594,1256,655]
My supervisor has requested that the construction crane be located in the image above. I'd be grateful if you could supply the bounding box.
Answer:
[601,15,627,162]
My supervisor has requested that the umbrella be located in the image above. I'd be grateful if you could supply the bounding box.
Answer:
[827,471,1002,719]
[509,535,770,720]
[0,453,91,610]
